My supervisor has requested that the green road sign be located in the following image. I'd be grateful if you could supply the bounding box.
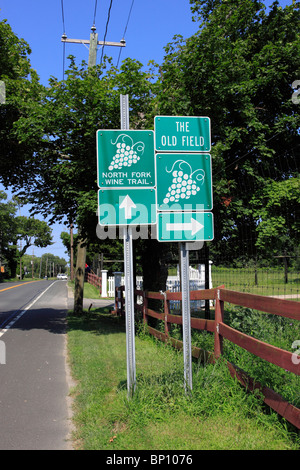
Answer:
[97,130,155,188]
[155,153,213,211]
[154,116,210,153]
[98,188,156,226]
[157,212,214,242]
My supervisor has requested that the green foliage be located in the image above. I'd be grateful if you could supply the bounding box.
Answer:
[21,252,67,278]
[1,5,299,279]
[67,310,299,449]
[0,191,53,277]
[191,304,300,409]
[0,19,32,79]
[156,0,300,263]
[251,177,300,254]
[0,190,18,277]
[0,20,45,188]
[16,215,53,257]
[4,56,157,237]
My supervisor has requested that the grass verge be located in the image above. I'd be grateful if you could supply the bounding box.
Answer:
[67,308,299,450]
[68,281,105,300]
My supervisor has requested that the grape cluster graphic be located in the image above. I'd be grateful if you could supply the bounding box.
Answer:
[163,160,205,205]
[108,133,145,171]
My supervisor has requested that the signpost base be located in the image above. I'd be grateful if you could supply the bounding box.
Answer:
[123,226,136,397]
[120,95,136,398]
[179,242,193,393]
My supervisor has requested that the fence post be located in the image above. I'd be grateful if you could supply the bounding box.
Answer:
[214,288,224,358]
[101,270,108,297]
[114,272,123,312]
[143,291,148,326]
[121,286,126,315]
[163,291,170,341]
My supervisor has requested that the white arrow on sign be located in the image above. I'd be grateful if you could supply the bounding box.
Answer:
[119,195,136,220]
[166,218,204,236]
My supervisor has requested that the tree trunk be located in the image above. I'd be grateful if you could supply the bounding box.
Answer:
[141,239,169,313]
[73,237,86,315]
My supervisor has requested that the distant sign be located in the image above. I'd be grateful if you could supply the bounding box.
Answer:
[97,130,155,188]
[155,153,213,211]
[154,116,210,153]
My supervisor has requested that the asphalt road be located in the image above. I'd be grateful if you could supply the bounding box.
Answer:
[0,280,73,450]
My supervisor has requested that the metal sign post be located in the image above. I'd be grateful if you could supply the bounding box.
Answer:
[180,242,193,393]
[154,115,214,394]
[123,225,136,397]
[120,94,136,397]
[97,96,156,397]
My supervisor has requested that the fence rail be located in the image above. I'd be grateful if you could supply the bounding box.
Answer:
[85,265,300,300]
[115,285,300,429]
[85,272,101,289]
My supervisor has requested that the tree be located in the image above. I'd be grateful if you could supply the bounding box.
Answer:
[0,191,53,278]
[22,253,67,278]
[0,191,18,278]
[9,56,156,227]
[16,216,53,258]
[251,177,300,257]
[0,19,45,188]
[154,0,300,263]
[34,253,67,279]
[2,53,159,307]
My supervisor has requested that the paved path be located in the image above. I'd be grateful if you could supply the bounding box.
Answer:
[66,285,114,311]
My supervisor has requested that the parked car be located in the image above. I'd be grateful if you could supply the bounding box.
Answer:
[57,273,68,280]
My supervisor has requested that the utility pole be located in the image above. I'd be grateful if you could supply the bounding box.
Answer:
[0,83,4,278]
[61,26,126,68]
[39,255,42,278]
[19,239,22,280]
[65,25,126,314]
[70,222,74,281]
[32,247,34,279]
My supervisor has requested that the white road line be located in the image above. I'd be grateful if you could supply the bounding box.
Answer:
[0,281,58,339]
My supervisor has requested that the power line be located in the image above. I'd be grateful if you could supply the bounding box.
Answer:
[93,0,98,26]
[60,0,125,73]
[117,0,135,68]
[100,0,114,65]
[61,0,66,33]
[122,0,135,40]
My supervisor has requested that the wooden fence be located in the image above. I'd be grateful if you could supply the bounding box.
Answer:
[85,272,101,290]
[114,285,300,429]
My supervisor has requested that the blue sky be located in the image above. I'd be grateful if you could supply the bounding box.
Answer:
[1,0,201,86]
[0,0,292,262]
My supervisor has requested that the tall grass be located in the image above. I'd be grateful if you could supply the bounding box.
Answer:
[67,309,299,450]
[178,305,300,409]
[211,266,300,297]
